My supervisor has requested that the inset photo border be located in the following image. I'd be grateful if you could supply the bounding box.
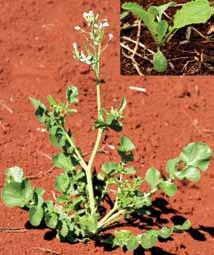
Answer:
[120,0,214,75]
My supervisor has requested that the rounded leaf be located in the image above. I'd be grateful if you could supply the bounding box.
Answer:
[180,142,212,171]
[153,50,168,73]
[159,180,177,197]
[45,213,58,229]
[140,230,158,249]
[159,227,173,239]
[29,206,44,227]
[145,167,161,189]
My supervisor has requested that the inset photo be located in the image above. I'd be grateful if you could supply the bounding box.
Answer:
[120,0,214,75]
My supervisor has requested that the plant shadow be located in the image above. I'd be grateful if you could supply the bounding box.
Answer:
[95,197,214,253]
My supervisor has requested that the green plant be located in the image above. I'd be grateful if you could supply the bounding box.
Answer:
[1,11,213,251]
[122,0,213,73]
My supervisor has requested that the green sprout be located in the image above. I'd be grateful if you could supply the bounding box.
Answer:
[1,11,213,251]
[122,0,213,73]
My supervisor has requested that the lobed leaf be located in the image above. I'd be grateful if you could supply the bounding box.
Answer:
[140,230,158,249]
[173,0,212,30]
[2,180,33,208]
[180,142,212,171]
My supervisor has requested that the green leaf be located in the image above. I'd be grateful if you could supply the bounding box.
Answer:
[101,162,122,175]
[182,166,201,182]
[153,50,168,73]
[125,167,136,175]
[29,97,47,123]
[159,180,177,197]
[66,86,78,104]
[173,0,212,30]
[2,180,33,208]
[49,126,66,147]
[118,136,135,152]
[156,20,168,44]
[5,166,24,183]
[145,167,161,189]
[29,206,44,227]
[159,226,173,239]
[180,142,212,171]
[122,2,160,44]
[45,212,58,229]
[140,230,158,249]
[148,2,176,20]
[59,220,69,238]
[79,214,98,234]
[166,157,181,179]
[174,219,191,232]
[47,95,57,107]
[55,173,70,193]
[114,230,138,250]
[52,153,74,171]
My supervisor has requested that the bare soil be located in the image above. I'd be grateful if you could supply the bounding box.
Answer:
[0,1,214,255]
[120,0,214,75]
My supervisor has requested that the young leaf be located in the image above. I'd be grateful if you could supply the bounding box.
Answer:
[29,97,47,123]
[159,180,177,197]
[66,86,79,104]
[79,214,98,234]
[59,220,69,238]
[5,166,24,183]
[148,2,176,20]
[45,212,58,229]
[173,0,212,30]
[153,50,168,73]
[122,2,160,44]
[2,180,33,208]
[180,142,212,171]
[159,226,173,239]
[145,167,161,189]
[114,230,138,251]
[101,162,122,176]
[52,153,74,171]
[118,136,135,152]
[174,219,191,232]
[29,206,44,227]
[55,173,70,193]
[49,126,67,147]
[47,95,57,108]
[140,230,158,249]
[182,166,201,182]
[166,157,181,179]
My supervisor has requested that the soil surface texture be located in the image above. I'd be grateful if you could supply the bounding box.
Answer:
[0,1,214,255]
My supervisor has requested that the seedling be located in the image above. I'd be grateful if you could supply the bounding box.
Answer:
[122,0,213,73]
[1,11,213,251]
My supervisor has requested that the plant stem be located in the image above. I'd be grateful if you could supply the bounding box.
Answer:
[63,130,88,171]
[98,202,118,228]
[98,209,126,230]
[85,42,104,215]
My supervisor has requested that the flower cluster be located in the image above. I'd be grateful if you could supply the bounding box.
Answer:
[72,11,113,66]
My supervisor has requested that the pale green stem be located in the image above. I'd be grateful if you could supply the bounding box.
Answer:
[98,209,126,230]
[85,42,104,215]
[98,202,118,228]
[63,129,88,171]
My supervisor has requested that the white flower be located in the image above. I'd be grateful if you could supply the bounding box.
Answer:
[108,33,113,41]
[73,42,78,50]
[83,10,94,23]
[74,25,81,31]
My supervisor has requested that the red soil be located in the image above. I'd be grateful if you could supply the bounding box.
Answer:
[0,1,214,254]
